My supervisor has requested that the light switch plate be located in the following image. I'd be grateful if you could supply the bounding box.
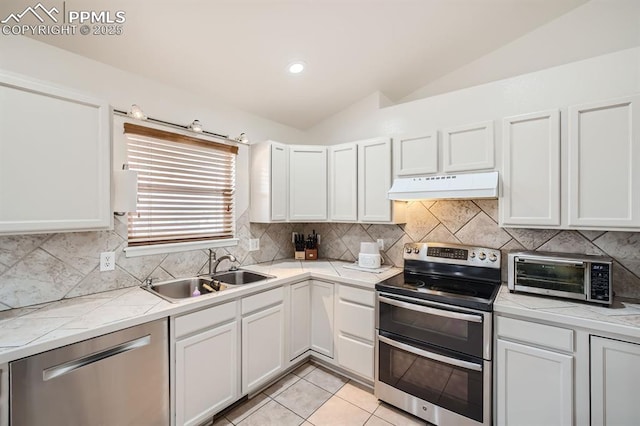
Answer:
[377,239,385,250]
[100,251,115,271]
[249,239,260,251]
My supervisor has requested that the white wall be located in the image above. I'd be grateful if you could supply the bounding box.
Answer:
[307,46,640,145]
[0,36,309,214]
[402,0,640,103]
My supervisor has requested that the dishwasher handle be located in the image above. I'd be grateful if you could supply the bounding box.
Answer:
[42,335,151,381]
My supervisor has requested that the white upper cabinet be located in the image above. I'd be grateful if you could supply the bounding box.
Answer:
[358,137,405,223]
[289,145,327,221]
[328,143,358,221]
[393,132,438,176]
[250,141,288,223]
[501,110,561,227]
[0,71,111,235]
[442,121,494,172]
[568,95,640,228]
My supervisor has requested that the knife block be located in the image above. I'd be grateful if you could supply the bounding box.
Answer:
[294,251,305,260]
[305,248,318,260]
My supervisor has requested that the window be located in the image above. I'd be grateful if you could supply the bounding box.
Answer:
[123,123,237,247]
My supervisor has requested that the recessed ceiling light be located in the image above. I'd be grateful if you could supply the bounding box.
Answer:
[288,62,305,74]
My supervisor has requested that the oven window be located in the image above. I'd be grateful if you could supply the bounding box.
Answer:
[378,298,484,359]
[515,261,585,294]
[378,339,484,422]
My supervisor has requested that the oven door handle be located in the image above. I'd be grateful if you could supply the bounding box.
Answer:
[515,257,584,267]
[378,335,482,372]
[378,295,482,323]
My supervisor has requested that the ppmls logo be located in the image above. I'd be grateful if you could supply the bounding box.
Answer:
[1,2,126,36]
[1,3,59,24]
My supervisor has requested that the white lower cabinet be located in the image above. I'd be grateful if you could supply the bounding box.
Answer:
[590,336,640,426]
[335,285,375,381]
[289,281,311,360]
[0,363,7,426]
[310,281,334,358]
[495,315,574,426]
[242,288,285,394]
[173,302,240,426]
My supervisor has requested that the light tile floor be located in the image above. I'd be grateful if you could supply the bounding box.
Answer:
[213,362,427,426]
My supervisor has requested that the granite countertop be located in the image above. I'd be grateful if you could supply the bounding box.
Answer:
[0,260,401,364]
[494,284,640,340]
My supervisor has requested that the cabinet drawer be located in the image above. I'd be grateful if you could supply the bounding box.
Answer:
[175,301,237,338]
[242,287,283,315]
[496,316,574,352]
[337,334,374,381]
[337,300,375,342]
[338,285,374,307]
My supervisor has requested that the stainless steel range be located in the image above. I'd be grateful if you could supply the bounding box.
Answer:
[375,242,501,426]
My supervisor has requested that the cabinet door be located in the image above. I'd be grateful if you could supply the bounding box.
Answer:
[175,322,239,426]
[271,143,288,221]
[0,72,110,234]
[242,304,285,394]
[336,334,374,381]
[310,281,334,358]
[393,132,438,176]
[442,121,494,172]
[289,146,327,221]
[328,143,358,221]
[289,281,311,360]
[568,95,640,228]
[358,137,392,222]
[496,339,573,426]
[591,336,640,426]
[501,110,560,227]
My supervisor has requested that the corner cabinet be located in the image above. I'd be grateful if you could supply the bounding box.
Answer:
[288,280,334,361]
[250,141,288,222]
[500,110,561,227]
[0,71,111,235]
[289,145,327,221]
[568,95,640,228]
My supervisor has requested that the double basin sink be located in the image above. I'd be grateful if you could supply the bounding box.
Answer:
[145,270,274,303]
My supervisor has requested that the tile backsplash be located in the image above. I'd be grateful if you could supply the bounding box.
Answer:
[2,199,640,309]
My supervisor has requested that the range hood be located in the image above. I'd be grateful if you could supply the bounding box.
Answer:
[388,171,498,201]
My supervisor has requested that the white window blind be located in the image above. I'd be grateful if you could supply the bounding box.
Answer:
[123,123,237,246]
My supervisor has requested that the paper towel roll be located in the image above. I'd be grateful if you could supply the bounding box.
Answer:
[360,242,379,254]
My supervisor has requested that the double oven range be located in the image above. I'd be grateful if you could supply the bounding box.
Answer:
[375,242,501,426]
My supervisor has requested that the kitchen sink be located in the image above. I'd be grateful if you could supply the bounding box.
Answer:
[144,277,227,303]
[211,270,274,285]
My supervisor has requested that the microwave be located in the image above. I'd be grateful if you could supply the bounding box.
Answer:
[508,251,613,305]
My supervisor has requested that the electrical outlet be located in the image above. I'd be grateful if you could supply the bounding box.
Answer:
[377,239,385,251]
[100,251,115,271]
[249,238,260,251]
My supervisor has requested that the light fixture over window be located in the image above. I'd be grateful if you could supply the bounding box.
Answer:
[288,62,305,74]
[128,104,147,120]
[188,119,203,132]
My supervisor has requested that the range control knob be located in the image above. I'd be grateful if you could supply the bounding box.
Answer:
[470,252,476,259]
[478,252,487,261]
[489,253,498,262]
[413,248,420,254]
[405,247,412,254]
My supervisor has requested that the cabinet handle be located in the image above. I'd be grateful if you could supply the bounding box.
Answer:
[43,335,151,381]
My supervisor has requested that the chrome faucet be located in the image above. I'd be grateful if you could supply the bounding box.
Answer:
[208,249,237,275]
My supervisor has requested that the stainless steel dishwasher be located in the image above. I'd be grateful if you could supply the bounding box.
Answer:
[10,318,169,425]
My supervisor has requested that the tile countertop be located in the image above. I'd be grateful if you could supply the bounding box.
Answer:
[494,284,640,340]
[0,260,401,364]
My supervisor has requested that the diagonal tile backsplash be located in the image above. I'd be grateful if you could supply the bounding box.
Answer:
[2,199,640,309]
